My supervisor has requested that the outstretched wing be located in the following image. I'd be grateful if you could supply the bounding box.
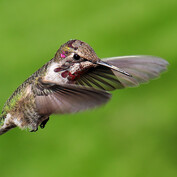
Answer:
[76,55,168,90]
[32,79,111,115]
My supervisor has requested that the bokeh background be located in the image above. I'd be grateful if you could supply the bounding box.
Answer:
[0,0,177,177]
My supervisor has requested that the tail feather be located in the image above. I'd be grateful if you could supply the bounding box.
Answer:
[0,125,16,135]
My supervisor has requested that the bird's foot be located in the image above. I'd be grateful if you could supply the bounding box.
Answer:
[40,117,49,129]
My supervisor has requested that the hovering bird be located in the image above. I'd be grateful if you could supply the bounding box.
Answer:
[0,40,168,135]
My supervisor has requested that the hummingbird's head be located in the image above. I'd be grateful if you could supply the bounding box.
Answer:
[53,40,102,82]
[55,39,99,63]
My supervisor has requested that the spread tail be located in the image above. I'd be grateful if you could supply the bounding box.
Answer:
[0,124,16,135]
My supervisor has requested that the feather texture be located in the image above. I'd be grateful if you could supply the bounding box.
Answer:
[76,55,168,90]
[34,81,111,115]
[103,55,168,87]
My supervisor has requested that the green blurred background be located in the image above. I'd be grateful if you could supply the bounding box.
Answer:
[0,0,177,176]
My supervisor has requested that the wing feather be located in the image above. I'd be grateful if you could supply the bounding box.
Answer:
[33,81,111,115]
[76,55,168,90]
[103,55,168,87]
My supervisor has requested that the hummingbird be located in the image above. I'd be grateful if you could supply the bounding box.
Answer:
[0,40,168,135]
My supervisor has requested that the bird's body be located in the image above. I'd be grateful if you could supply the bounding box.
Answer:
[0,40,168,135]
[0,63,47,133]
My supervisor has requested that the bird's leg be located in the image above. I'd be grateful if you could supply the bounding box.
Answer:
[40,117,49,129]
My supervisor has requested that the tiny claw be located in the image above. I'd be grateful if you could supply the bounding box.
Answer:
[40,118,49,129]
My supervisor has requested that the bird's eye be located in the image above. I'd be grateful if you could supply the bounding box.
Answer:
[73,54,80,60]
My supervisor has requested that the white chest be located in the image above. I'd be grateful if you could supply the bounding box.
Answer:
[44,62,68,84]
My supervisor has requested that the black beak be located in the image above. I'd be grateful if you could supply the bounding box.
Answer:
[97,60,132,77]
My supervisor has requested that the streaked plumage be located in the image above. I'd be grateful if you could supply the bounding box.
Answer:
[0,40,168,135]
